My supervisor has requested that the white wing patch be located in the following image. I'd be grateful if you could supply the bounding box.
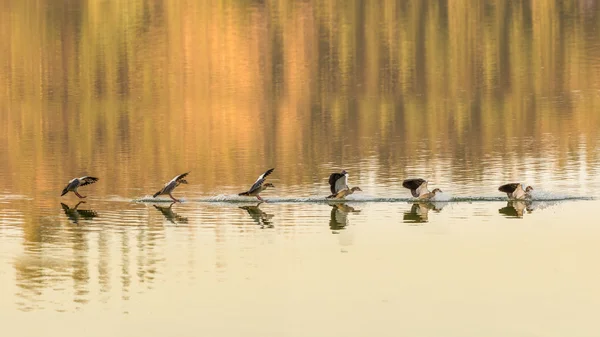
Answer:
[334,174,349,194]
[415,181,429,197]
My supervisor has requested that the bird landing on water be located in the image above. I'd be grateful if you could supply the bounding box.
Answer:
[238,168,275,201]
[153,172,190,202]
[61,176,99,199]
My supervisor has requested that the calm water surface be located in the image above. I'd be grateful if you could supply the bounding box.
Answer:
[1,1,600,336]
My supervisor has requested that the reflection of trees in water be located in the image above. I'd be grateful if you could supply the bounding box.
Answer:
[13,205,167,312]
[71,224,90,307]
[1,1,599,198]
[403,202,447,224]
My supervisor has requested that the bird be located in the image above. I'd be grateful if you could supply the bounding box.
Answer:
[402,178,442,200]
[498,183,533,200]
[328,170,349,196]
[238,168,275,201]
[153,172,190,202]
[327,186,363,199]
[61,176,99,198]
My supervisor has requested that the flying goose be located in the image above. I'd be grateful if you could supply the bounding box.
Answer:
[239,168,275,201]
[402,178,442,200]
[498,183,533,200]
[153,172,190,202]
[61,176,99,198]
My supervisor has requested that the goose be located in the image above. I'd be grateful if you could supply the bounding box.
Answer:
[402,178,442,200]
[498,183,533,200]
[328,170,349,196]
[327,170,362,199]
[327,187,363,199]
[239,168,275,201]
[61,176,99,198]
[153,172,189,202]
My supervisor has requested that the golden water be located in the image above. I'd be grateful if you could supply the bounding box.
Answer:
[1,1,600,336]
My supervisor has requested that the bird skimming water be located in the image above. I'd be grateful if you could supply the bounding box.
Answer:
[153,172,190,202]
[498,183,533,200]
[239,168,275,201]
[61,176,99,198]
[402,178,442,200]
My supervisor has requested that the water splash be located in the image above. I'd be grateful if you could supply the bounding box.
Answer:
[133,195,188,203]
[432,192,452,202]
[129,193,592,204]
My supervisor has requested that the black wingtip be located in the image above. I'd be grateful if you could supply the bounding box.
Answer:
[402,178,425,190]
[61,189,68,196]
[498,183,519,193]
[153,191,161,198]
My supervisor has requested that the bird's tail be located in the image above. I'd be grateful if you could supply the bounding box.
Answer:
[61,188,69,196]
[326,194,336,199]
[238,191,250,196]
[153,191,161,198]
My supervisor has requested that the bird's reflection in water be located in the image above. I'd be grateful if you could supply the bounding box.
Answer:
[329,203,361,232]
[60,202,98,224]
[154,202,189,225]
[239,202,274,228]
[499,200,534,218]
[403,202,447,224]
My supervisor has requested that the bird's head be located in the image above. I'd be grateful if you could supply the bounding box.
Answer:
[525,186,533,192]
[432,188,442,194]
[351,186,362,192]
[341,170,348,175]
[264,183,275,188]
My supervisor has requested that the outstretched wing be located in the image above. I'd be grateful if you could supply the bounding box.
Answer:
[402,178,426,197]
[498,183,520,194]
[174,172,190,183]
[79,176,99,186]
[248,168,274,194]
[329,173,348,195]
